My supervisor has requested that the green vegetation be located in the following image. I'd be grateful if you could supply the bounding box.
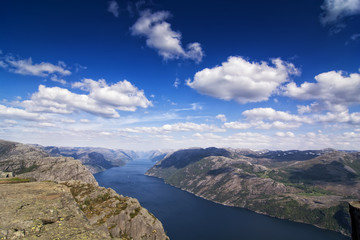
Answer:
[16,164,38,174]
[0,177,31,184]
[130,207,141,219]
[248,199,350,235]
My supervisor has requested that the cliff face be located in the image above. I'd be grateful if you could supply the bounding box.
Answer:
[147,147,358,236]
[64,180,168,240]
[0,140,169,240]
[349,201,360,240]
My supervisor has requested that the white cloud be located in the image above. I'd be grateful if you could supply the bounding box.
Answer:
[224,120,302,130]
[174,103,202,112]
[275,131,295,137]
[187,57,299,104]
[50,75,66,85]
[0,56,71,77]
[0,104,45,121]
[173,78,181,88]
[72,78,152,111]
[284,71,360,112]
[224,121,251,130]
[108,0,120,17]
[119,122,224,134]
[313,110,360,124]
[131,10,204,62]
[320,0,360,25]
[21,79,152,118]
[242,108,311,123]
[216,114,227,122]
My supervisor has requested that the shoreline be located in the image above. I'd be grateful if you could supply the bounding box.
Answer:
[145,172,351,238]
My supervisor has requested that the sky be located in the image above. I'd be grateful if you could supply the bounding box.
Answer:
[0,0,360,151]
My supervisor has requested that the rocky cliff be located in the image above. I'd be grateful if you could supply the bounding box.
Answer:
[0,139,169,240]
[147,147,358,236]
[349,201,360,240]
[0,140,98,184]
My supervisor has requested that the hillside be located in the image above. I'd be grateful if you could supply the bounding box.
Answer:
[0,140,169,240]
[146,147,360,236]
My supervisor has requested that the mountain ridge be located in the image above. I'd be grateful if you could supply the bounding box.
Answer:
[146,147,359,237]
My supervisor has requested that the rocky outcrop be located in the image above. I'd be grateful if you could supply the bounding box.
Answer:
[63,180,169,240]
[350,201,360,240]
[0,182,110,240]
[0,140,97,185]
[0,139,169,240]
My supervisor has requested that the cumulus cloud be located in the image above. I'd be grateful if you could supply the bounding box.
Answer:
[242,108,311,123]
[284,71,360,112]
[186,57,299,104]
[242,107,360,127]
[0,104,45,121]
[108,0,120,17]
[320,0,360,25]
[216,114,227,122]
[313,110,360,124]
[0,55,71,77]
[131,10,204,62]
[21,79,152,118]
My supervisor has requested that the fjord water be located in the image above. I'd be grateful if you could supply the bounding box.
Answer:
[95,161,350,240]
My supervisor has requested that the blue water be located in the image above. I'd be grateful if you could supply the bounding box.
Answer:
[94,161,350,240]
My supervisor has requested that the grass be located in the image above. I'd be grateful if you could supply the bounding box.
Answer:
[0,177,31,184]
[130,207,141,219]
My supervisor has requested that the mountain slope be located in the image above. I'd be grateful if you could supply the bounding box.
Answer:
[147,147,359,236]
[0,140,97,184]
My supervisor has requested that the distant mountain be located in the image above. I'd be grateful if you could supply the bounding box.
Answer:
[41,146,169,173]
[41,146,134,173]
[0,140,97,184]
[147,147,360,236]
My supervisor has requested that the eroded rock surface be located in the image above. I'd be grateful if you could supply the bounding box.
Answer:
[0,182,110,240]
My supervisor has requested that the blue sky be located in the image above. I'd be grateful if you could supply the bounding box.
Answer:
[0,0,360,150]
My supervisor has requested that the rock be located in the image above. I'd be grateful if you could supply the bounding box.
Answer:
[349,201,360,240]
[63,180,169,240]
[0,140,97,185]
[0,182,110,240]
[0,139,170,240]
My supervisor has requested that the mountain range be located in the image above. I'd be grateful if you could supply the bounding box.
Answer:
[40,145,168,173]
[146,147,360,236]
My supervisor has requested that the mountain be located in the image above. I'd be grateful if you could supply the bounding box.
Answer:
[0,140,97,184]
[0,140,169,240]
[41,146,134,173]
[147,147,360,236]
[41,146,169,173]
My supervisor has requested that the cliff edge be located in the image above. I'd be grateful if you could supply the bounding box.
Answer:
[349,201,360,240]
[0,140,169,240]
